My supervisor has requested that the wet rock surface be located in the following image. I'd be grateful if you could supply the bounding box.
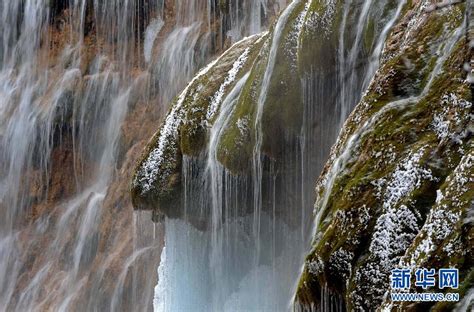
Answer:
[296,2,473,310]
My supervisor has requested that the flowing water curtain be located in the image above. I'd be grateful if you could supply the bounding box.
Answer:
[153,0,287,106]
[223,0,287,41]
[0,2,55,308]
[0,0,161,310]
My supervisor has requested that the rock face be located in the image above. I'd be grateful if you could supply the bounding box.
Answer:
[296,1,473,311]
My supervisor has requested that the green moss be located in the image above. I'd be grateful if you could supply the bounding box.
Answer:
[256,2,306,158]
[364,18,375,52]
[298,1,342,74]
[218,3,302,168]
[217,0,347,173]
[178,38,263,157]
[216,40,268,173]
[131,35,265,214]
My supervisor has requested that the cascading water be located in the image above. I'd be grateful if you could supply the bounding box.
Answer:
[144,1,410,311]
[0,0,278,311]
[225,0,287,42]
[0,1,161,310]
[152,0,282,106]
[337,0,407,127]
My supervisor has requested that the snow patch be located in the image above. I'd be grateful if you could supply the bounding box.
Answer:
[374,148,436,209]
[284,1,310,67]
[431,93,472,142]
[207,48,250,121]
[370,204,419,268]
[135,58,220,193]
[236,117,249,136]
[401,153,473,267]
[304,0,337,38]
[329,248,353,280]
[306,256,324,276]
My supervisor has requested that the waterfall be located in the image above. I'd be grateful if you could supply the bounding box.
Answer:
[337,0,408,126]
[0,0,417,310]
[153,0,283,106]
[252,0,304,260]
[0,0,158,309]
[146,1,411,311]
[0,0,276,310]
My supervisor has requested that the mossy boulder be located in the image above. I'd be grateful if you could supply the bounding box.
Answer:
[296,2,473,310]
[131,34,265,223]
